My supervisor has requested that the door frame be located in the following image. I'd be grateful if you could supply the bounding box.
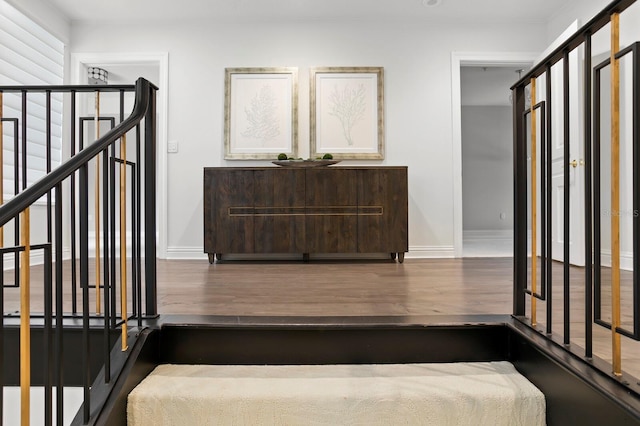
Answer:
[451,51,539,257]
[70,52,169,259]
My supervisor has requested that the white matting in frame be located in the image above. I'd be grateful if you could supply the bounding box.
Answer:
[225,67,298,159]
[311,67,384,160]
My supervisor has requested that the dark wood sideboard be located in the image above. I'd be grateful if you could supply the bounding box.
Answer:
[204,166,408,263]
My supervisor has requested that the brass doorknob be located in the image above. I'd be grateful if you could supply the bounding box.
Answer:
[570,159,584,168]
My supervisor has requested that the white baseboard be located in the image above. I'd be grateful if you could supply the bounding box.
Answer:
[600,249,633,271]
[463,230,513,241]
[2,250,45,270]
[405,246,455,258]
[166,246,208,260]
[2,248,71,270]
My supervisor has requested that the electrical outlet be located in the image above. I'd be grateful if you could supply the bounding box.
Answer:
[168,141,178,153]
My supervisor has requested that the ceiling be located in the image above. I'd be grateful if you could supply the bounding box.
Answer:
[46,0,573,23]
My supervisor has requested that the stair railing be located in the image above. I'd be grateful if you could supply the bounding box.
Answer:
[0,77,157,425]
[512,0,640,394]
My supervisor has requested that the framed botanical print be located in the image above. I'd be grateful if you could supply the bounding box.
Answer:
[310,67,384,160]
[224,67,298,159]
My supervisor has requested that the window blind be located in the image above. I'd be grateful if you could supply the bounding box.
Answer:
[0,0,64,196]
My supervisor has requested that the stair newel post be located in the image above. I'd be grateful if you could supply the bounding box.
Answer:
[144,80,158,316]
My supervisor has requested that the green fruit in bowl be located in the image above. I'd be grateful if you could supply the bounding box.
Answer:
[277,153,288,160]
[322,153,333,159]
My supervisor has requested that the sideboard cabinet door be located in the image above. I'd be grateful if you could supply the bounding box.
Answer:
[357,168,408,254]
[204,168,255,255]
[305,168,358,253]
[254,168,306,253]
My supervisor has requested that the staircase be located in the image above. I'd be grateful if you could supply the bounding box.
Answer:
[127,361,545,426]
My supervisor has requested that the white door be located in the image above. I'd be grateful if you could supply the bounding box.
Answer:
[536,23,585,266]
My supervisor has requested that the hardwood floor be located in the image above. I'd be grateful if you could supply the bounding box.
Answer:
[155,257,514,316]
[3,256,640,380]
[154,256,640,380]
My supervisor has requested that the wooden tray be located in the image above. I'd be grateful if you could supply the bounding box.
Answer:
[272,160,340,168]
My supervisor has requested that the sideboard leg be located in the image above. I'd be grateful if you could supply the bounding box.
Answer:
[303,253,310,263]
[216,253,222,261]
[390,252,397,260]
[207,253,215,264]
[398,252,405,263]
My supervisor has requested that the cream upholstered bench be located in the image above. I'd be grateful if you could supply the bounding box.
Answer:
[127,361,545,426]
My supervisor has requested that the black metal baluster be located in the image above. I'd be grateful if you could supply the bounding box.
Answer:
[135,124,142,326]
[584,33,594,358]
[21,90,27,191]
[79,158,91,424]
[540,96,548,327]
[71,90,78,314]
[131,160,138,322]
[7,118,19,289]
[633,42,640,338]
[110,139,117,328]
[102,88,113,381]
[43,245,53,426]
[594,59,603,328]
[54,182,64,425]
[0,91,3,426]
[46,91,52,243]
[17,90,27,286]
[0,251,3,426]
[13,114,19,286]
[546,63,554,334]
[563,51,571,345]
[44,90,53,426]
[102,142,111,382]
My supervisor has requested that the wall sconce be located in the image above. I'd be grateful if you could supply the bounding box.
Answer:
[88,67,108,85]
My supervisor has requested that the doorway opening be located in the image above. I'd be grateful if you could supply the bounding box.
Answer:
[451,52,537,258]
[460,66,525,257]
[71,53,169,258]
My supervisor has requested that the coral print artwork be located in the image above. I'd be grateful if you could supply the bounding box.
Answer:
[311,67,384,160]
[224,68,298,159]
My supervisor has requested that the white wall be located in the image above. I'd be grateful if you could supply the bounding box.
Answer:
[68,18,547,258]
[4,0,70,44]
[546,0,609,44]
[547,0,640,52]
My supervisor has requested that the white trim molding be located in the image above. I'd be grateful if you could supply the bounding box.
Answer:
[600,250,633,271]
[70,52,169,259]
[404,246,455,259]
[166,246,209,260]
[451,51,539,258]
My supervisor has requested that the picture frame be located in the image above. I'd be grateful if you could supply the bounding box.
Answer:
[310,67,384,160]
[224,67,298,160]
